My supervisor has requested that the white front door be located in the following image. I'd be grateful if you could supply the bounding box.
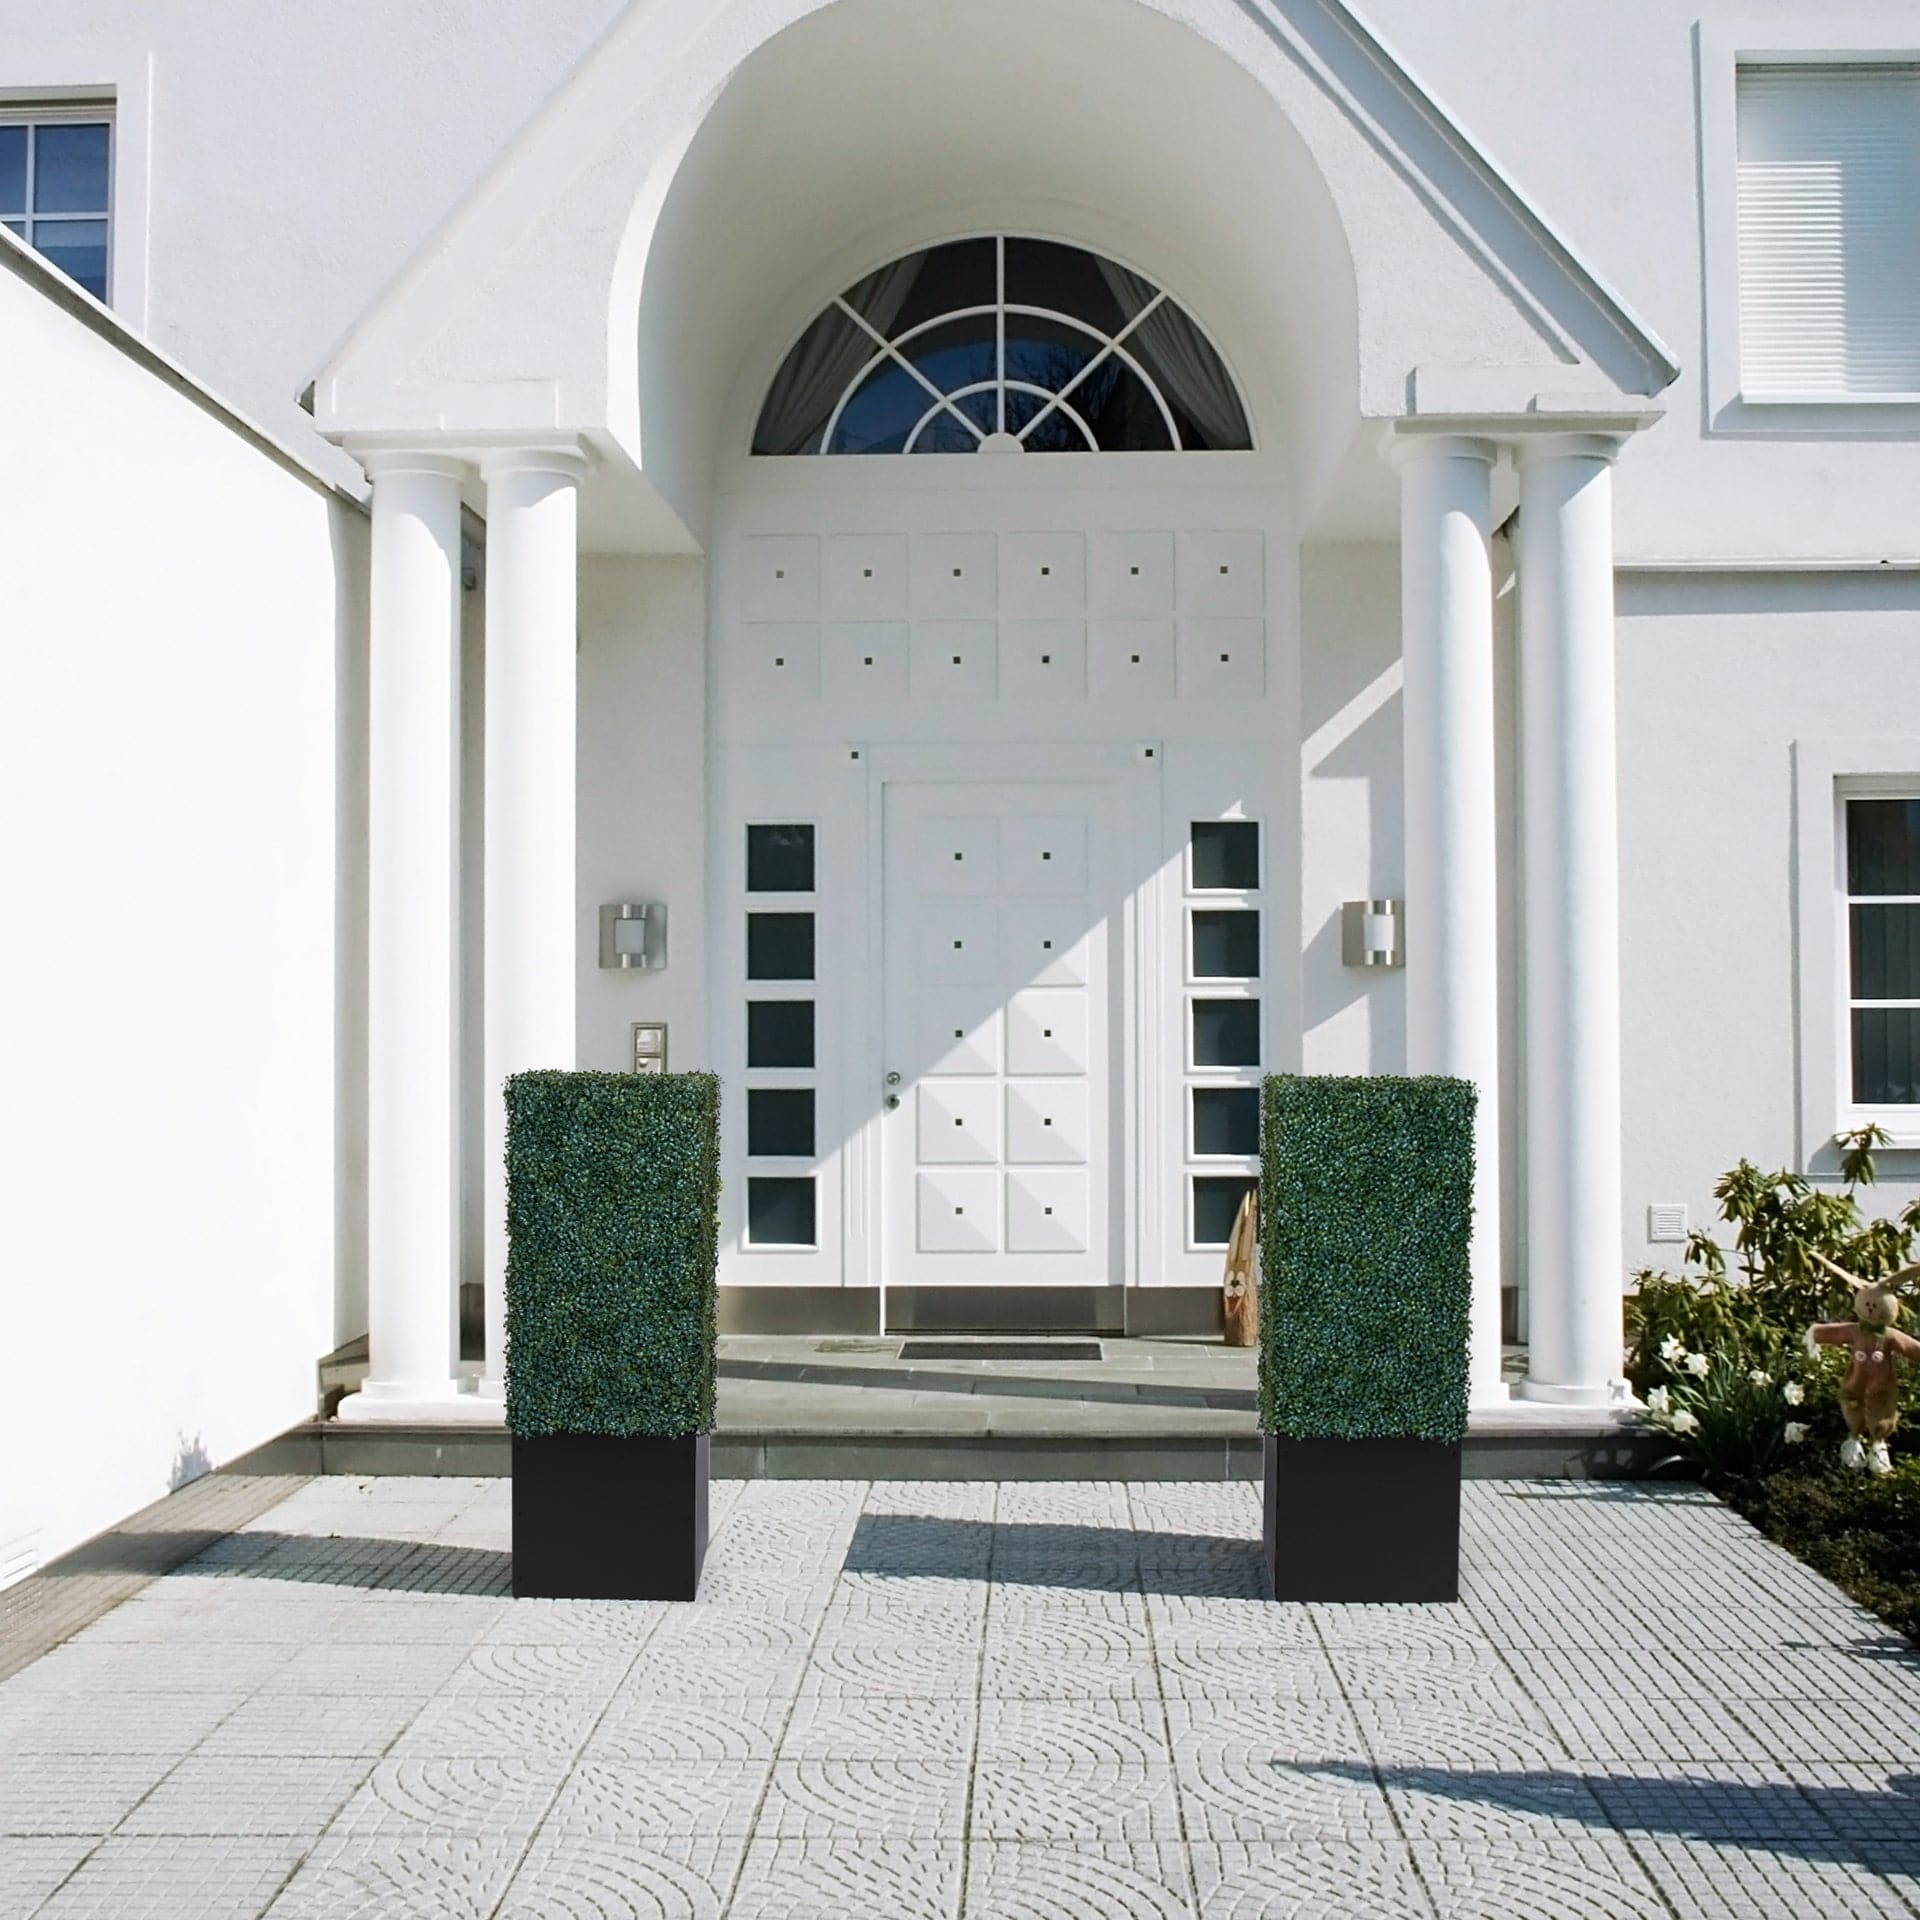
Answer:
[882,779,1120,1287]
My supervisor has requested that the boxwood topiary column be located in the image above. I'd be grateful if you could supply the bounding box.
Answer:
[505,1069,720,1601]
[1258,1073,1474,1602]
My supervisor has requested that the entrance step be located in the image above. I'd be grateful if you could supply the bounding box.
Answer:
[269,1336,1663,1481]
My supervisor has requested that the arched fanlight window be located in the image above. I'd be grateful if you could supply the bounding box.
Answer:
[753,236,1253,455]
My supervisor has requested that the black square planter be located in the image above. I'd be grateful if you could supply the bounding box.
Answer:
[511,1432,709,1600]
[1263,1434,1460,1602]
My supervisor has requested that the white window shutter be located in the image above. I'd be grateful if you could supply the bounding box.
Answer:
[1737,64,1920,400]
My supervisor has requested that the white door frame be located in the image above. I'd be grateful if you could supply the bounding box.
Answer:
[851,739,1162,1329]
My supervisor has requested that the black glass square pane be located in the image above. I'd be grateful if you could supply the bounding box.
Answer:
[1193,1176,1257,1247]
[747,913,813,980]
[34,219,107,301]
[1075,359,1175,452]
[1851,903,1920,1000]
[1004,238,1137,332]
[1852,1008,1920,1105]
[1193,1087,1260,1157]
[748,1177,816,1247]
[1193,999,1260,1067]
[829,359,932,455]
[1191,821,1259,890]
[747,824,815,892]
[748,1089,815,1158]
[1848,799,1920,896]
[1192,910,1260,979]
[748,1000,814,1069]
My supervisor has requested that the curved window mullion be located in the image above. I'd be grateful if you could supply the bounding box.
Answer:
[755,242,1249,455]
[820,308,981,454]
[1015,343,1118,445]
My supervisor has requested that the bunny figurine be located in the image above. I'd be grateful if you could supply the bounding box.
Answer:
[1806,1254,1920,1475]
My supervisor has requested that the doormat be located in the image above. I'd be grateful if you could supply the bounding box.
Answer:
[898,1340,1104,1362]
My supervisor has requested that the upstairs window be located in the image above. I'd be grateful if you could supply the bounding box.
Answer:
[1847,797,1920,1107]
[0,112,111,303]
[754,235,1252,455]
[1736,64,1920,400]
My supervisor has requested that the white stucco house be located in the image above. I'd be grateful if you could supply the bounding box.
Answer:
[4,0,1920,1574]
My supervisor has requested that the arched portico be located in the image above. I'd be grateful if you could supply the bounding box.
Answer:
[321,0,1676,1426]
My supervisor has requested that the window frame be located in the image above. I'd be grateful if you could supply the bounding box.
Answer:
[1700,20,1920,432]
[1793,741,1920,1161]
[753,232,1253,458]
[0,106,114,304]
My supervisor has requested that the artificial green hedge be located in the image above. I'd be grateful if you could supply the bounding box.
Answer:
[1258,1074,1473,1442]
[504,1070,720,1438]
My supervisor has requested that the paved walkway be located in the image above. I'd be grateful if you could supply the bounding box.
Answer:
[0,1477,1915,1918]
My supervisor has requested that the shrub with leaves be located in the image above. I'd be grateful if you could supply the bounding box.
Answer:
[1258,1073,1473,1442]
[1626,1126,1920,1442]
[1641,1341,1813,1481]
[505,1070,720,1439]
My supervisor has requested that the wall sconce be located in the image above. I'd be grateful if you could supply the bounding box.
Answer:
[599,902,666,970]
[1341,898,1402,969]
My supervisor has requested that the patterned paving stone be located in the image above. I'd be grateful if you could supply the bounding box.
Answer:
[799,1642,980,1699]
[1373,1762,1614,1843]
[116,1756,373,1836]
[0,1641,296,1699]
[969,1765,1183,1841]
[962,1842,1196,1919]
[200,1692,430,1758]
[259,1641,474,1695]
[754,1759,970,1839]
[442,1644,636,1696]
[539,1760,773,1839]
[264,1831,524,1919]
[620,1649,809,1703]
[727,1837,962,1920]
[1354,1701,1569,1771]
[1164,1699,1367,1764]
[0,1837,95,1920]
[495,1832,746,1920]
[1405,1835,1673,1920]
[1188,1839,1435,1918]
[33,1834,308,1918]
[1172,1755,1401,1845]
[778,1698,976,1762]
[481,1602,668,1649]
[326,1755,568,1836]
[978,1650,1161,1699]
[5,1690,245,1756]
[388,1689,605,1762]
[583,1697,793,1765]
[1145,1599,1322,1649]
[977,1699,1168,1770]
[1629,1836,1920,1920]
[0,1754,176,1836]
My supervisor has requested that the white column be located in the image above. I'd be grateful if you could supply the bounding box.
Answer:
[1392,434,1506,1406]
[343,453,471,1419]
[1516,434,1627,1405]
[480,447,586,1396]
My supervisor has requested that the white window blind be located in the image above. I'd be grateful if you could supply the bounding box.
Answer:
[1736,64,1920,400]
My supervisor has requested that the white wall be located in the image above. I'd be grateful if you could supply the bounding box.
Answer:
[576,555,710,1077]
[0,249,362,1583]
[1616,569,1920,1272]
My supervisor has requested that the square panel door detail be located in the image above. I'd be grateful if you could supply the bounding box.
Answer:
[884,781,1116,1285]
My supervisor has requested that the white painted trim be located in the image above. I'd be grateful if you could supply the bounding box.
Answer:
[1792,738,1920,1168]
[1699,13,1920,434]
[0,223,363,507]
[0,44,149,329]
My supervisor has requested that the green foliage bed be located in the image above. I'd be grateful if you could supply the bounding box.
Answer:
[504,1070,719,1439]
[1258,1074,1473,1443]
[1628,1128,1920,1642]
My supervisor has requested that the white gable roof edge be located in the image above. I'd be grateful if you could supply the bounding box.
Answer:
[1284,0,1681,389]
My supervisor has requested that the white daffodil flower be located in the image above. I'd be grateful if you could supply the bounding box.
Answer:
[1671,1409,1700,1434]
[1646,1386,1670,1414]
[1783,1381,1805,1406]
[1784,1422,1809,1445]
[1659,1336,1686,1362]
[1748,1368,1772,1386]
[1684,1352,1711,1377]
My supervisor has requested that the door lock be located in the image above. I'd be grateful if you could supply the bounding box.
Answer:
[885,1069,902,1110]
